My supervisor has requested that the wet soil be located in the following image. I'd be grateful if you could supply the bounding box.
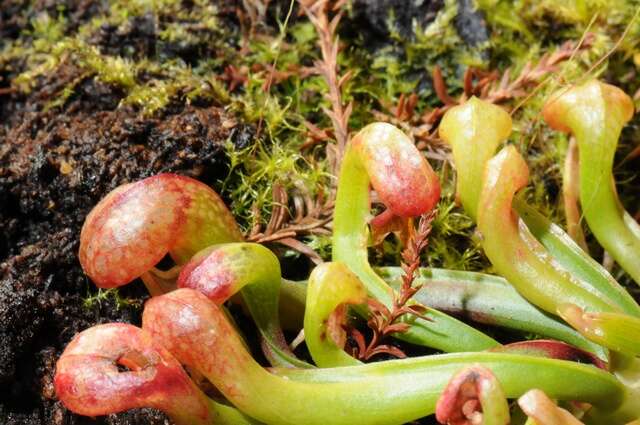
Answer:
[0,2,251,422]
[0,88,248,424]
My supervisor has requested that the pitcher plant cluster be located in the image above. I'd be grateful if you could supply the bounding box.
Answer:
[55,79,640,425]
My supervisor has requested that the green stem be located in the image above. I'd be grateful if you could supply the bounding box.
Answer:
[514,199,640,317]
[304,262,364,367]
[207,399,262,425]
[558,304,640,357]
[438,96,512,221]
[543,80,640,284]
[144,289,626,425]
[273,354,622,413]
[279,278,307,330]
[333,123,498,352]
[178,243,310,368]
[577,142,640,284]
[477,146,618,315]
[562,137,589,251]
[440,95,639,316]
[585,354,640,424]
[378,267,605,358]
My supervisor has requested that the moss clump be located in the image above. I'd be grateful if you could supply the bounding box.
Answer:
[1,0,236,115]
[2,0,638,275]
[82,288,137,311]
[222,0,639,273]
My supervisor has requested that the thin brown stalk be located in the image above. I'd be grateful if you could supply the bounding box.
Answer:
[350,211,436,361]
[299,0,351,171]
[246,182,333,258]
[432,66,457,106]
[621,144,640,164]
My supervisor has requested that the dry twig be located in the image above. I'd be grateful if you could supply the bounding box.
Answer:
[372,35,596,150]
[247,182,333,263]
[299,0,352,170]
[243,0,350,261]
[220,65,249,92]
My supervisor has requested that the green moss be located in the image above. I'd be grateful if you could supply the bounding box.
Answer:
[216,10,339,235]
[306,234,334,261]
[427,198,485,271]
[12,38,137,92]
[29,12,68,48]
[358,0,487,106]
[222,134,330,232]
[3,0,231,113]
[83,288,136,311]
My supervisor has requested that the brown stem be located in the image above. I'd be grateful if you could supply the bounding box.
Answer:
[301,0,351,171]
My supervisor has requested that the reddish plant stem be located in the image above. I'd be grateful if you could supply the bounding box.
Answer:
[300,0,352,170]
[351,211,436,360]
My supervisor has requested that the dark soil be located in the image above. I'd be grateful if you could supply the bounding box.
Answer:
[351,0,444,39]
[0,3,252,419]
[0,0,260,420]
[0,92,251,425]
[0,89,248,424]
